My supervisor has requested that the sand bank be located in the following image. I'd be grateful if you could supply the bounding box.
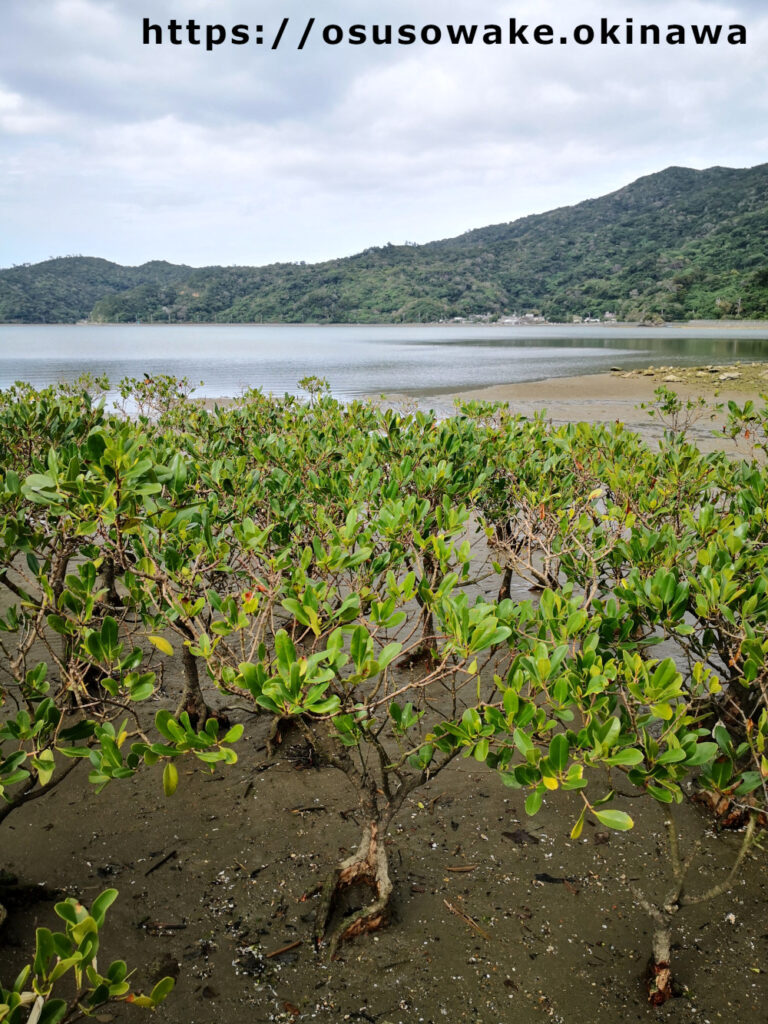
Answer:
[436,364,765,440]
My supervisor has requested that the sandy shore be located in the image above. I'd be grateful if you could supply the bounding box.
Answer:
[445,372,735,427]
[434,363,766,437]
[383,364,762,453]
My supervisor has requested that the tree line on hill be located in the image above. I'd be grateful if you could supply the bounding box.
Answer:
[1,163,767,325]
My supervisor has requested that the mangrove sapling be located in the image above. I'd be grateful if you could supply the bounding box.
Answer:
[0,394,245,952]
[0,889,175,1024]
[476,418,628,596]
[449,588,761,998]
[205,541,507,954]
[0,604,242,1009]
[639,384,720,438]
[722,394,768,458]
[609,476,768,742]
[631,810,759,1005]
[0,621,242,956]
[114,373,199,424]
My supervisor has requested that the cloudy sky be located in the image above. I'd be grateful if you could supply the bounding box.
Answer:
[1,0,766,268]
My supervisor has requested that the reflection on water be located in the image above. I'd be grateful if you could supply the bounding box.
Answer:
[1,323,767,400]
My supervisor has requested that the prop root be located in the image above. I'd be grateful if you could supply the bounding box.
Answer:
[314,822,393,958]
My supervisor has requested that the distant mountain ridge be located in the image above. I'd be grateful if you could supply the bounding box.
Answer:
[2,164,767,324]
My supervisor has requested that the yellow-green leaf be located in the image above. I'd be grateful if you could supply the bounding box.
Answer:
[163,761,178,797]
[570,806,586,840]
[149,636,174,657]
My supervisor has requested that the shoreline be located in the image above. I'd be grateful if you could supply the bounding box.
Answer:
[444,365,768,413]
[3,318,768,330]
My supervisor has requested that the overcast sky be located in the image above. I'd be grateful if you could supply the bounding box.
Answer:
[1,0,766,268]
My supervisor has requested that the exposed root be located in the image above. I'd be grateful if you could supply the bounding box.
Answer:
[647,961,673,1006]
[646,921,674,1004]
[314,823,393,958]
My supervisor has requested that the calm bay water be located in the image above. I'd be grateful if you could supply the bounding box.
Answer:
[1,323,767,401]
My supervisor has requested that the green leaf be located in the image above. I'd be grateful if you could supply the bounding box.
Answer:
[35,749,55,786]
[101,616,119,656]
[647,784,676,803]
[605,748,644,767]
[565,609,588,636]
[548,733,569,772]
[350,625,370,670]
[4,469,21,494]
[377,642,402,670]
[129,676,155,702]
[305,696,341,715]
[46,614,70,635]
[91,889,118,928]
[281,598,310,626]
[149,976,176,1006]
[38,1000,68,1024]
[525,788,543,816]
[684,742,718,767]
[53,901,80,926]
[513,728,533,759]
[222,724,244,744]
[473,738,490,763]
[34,927,56,975]
[593,809,634,831]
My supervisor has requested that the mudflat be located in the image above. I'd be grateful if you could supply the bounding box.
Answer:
[3,703,767,1024]
[448,364,768,428]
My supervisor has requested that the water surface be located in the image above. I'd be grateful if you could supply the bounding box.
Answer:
[1,323,767,401]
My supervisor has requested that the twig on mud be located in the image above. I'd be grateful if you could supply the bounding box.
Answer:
[144,850,178,876]
[265,939,302,959]
[140,920,187,935]
[428,791,447,814]
[382,958,412,972]
[443,898,490,939]
[445,865,477,873]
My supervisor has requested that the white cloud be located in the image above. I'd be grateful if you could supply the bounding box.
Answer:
[0,0,766,265]
[0,86,65,134]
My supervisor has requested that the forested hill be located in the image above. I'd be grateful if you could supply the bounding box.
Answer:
[0,258,191,325]
[2,164,768,324]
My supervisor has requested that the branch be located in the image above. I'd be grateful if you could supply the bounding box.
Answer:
[0,757,82,826]
[680,815,758,907]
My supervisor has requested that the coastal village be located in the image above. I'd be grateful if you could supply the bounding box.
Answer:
[448,311,618,324]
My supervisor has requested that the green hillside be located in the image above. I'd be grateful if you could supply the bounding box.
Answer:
[0,257,191,323]
[2,164,767,324]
